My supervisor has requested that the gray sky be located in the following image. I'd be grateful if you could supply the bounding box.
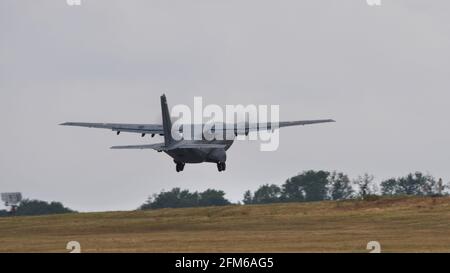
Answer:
[1,0,449,212]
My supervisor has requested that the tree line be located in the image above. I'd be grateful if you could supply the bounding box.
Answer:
[0,199,75,217]
[139,188,230,210]
[140,171,448,209]
[243,171,447,205]
[1,171,448,216]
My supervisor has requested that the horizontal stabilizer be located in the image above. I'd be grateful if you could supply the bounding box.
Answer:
[111,143,167,150]
[172,142,227,149]
[111,142,226,150]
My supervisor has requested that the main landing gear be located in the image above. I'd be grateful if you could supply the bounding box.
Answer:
[217,162,226,172]
[174,161,226,172]
[175,161,185,172]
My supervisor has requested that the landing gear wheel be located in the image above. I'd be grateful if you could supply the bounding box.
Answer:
[175,162,185,172]
[217,162,226,172]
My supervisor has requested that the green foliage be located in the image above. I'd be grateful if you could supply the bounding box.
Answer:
[198,189,230,207]
[140,188,231,210]
[282,170,330,202]
[243,190,253,205]
[381,172,438,196]
[140,188,198,209]
[245,170,333,204]
[0,210,9,217]
[14,199,75,216]
[380,178,398,196]
[436,178,449,196]
[329,172,354,200]
[243,171,449,205]
[251,184,282,204]
[354,173,377,199]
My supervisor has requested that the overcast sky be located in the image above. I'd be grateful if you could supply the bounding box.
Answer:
[1,0,449,212]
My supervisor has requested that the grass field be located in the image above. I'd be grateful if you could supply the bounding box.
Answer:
[0,196,449,253]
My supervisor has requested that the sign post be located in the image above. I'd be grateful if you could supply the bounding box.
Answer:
[1,192,22,215]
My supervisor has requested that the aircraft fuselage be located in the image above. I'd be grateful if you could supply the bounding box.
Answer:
[165,140,233,164]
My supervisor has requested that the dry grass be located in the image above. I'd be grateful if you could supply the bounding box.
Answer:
[1,196,449,253]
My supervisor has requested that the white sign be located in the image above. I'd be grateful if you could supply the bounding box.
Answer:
[1,192,22,205]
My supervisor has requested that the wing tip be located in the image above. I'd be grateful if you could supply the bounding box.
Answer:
[110,146,129,149]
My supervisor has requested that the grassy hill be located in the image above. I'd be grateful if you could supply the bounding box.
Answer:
[1,196,449,253]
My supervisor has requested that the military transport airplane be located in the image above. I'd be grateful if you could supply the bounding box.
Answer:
[61,95,334,172]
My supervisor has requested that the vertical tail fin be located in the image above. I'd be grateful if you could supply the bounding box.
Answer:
[161,94,174,146]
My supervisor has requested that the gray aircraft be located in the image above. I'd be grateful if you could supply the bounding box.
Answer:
[61,95,335,172]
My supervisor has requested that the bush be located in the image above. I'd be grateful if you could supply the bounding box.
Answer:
[0,199,76,217]
[140,188,231,210]
[381,172,438,196]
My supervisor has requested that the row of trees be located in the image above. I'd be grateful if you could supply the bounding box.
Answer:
[0,199,75,217]
[139,171,448,210]
[1,171,447,214]
[140,188,230,210]
[243,171,447,205]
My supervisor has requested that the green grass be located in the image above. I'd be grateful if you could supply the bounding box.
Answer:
[1,196,449,252]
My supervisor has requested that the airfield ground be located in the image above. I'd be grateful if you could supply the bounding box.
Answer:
[0,196,449,253]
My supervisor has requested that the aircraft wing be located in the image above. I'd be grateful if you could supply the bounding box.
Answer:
[280,119,335,126]
[271,119,336,130]
[211,119,335,134]
[60,122,164,135]
[245,119,335,131]
[61,119,335,136]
